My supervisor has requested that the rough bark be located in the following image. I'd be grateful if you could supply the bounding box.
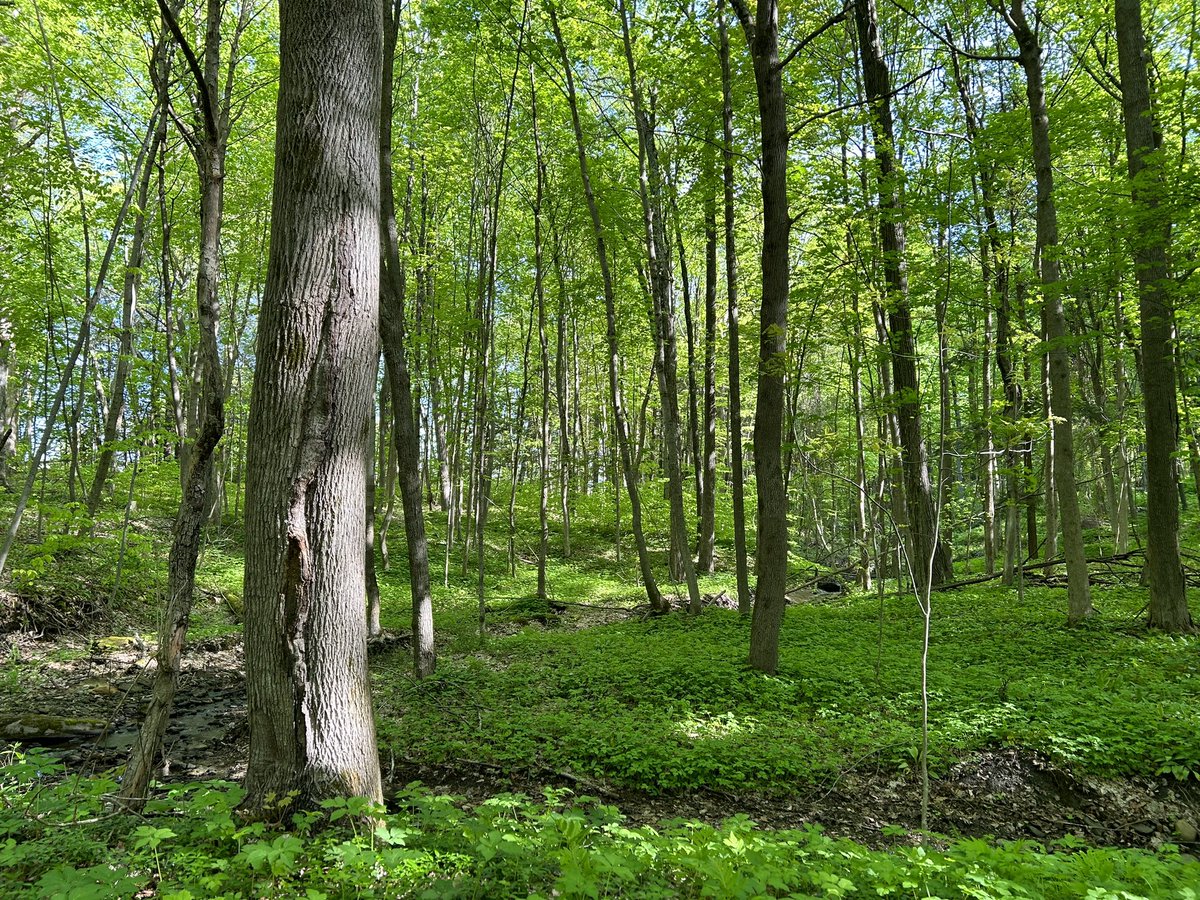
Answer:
[1115,0,1191,630]
[241,0,384,813]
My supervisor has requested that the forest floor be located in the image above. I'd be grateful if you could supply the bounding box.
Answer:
[3,580,1197,860]
[3,492,1200,895]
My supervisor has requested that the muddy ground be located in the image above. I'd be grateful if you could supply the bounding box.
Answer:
[1,627,1198,856]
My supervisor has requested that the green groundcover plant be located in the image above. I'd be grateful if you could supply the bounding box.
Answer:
[1,751,1197,899]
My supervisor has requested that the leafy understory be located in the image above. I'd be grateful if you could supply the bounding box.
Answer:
[2,754,1198,899]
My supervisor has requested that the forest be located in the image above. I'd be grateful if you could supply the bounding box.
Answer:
[0,0,1199,895]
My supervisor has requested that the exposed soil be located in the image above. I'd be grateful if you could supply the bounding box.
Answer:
[0,628,249,781]
[386,749,1200,854]
[3,628,1198,858]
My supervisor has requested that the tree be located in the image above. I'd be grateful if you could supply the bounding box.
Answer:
[123,0,247,802]
[998,0,1092,624]
[727,0,845,672]
[618,0,701,615]
[717,0,751,614]
[725,0,792,673]
[241,0,384,812]
[1114,0,1192,631]
[854,0,951,593]
[380,0,435,676]
[549,0,668,615]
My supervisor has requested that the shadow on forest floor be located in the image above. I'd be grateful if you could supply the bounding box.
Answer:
[386,744,1200,854]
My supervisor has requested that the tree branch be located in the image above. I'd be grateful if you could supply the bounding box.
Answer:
[888,0,1019,62]
[155,0,218,147]
[789,64,938,138]
[727,0,753,37]
[777,4,850,72]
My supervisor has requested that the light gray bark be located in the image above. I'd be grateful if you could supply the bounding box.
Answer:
[242,0,384,812]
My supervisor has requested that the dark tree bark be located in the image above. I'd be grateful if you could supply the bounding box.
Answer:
[855,0,951,594]
[1115,0,1192,631]
[1000,0,1092,623]
[241,0,384,813]
[728,0,794,672]
[380,0,436,676]
[122,0,240,802]
[698,150,718,575]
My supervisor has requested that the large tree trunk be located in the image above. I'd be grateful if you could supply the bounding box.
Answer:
[1004,0,1092,623]
[241,0,384,814]
[1115,0,1191,631]
[718,1,751,614]
[855,0,951,594]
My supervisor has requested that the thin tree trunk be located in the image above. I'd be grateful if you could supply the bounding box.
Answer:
[1002,0,1092,623]
[123,0,237,802]
[672,187,703,513]
[86,109,163,518]
[855,0,951,593]
[550,2,666,613]
[366,381,382,638]
[0,91,159,578]
[719,0,751,614]
[618,0,701,615]
[532,69,551,602]
[698,149,718,575]
[507,299,536,576]
[380,0,435,677]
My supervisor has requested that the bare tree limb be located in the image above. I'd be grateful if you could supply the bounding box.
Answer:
[777,4,851,72]
[155,0,219,147]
